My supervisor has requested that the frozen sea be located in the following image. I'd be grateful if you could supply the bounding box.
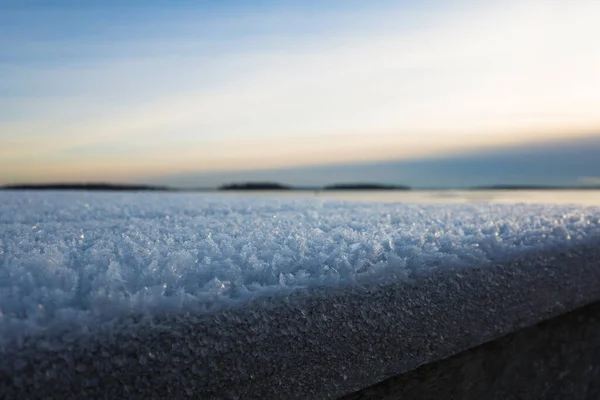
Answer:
[219,189,600,206]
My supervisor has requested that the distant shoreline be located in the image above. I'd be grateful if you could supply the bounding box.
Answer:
[322,183,410,191]
[218,182,292,191]
[1,182,599,192]
[1,183,175,191]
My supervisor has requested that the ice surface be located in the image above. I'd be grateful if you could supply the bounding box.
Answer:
[1,191,600,398]
[1,191,600,342]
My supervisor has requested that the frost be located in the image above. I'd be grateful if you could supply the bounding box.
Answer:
[0,191,599,343]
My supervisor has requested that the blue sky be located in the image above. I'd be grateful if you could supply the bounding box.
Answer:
[1,0,599,187]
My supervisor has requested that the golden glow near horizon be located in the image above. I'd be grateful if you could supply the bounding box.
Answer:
[1,0,600,183]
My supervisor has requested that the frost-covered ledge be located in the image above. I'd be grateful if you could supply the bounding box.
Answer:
[1,193,600,399]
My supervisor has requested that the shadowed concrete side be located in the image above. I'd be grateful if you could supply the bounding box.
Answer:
[341,300,600,400]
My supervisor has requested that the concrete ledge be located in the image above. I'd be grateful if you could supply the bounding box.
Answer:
[1,242,600,399]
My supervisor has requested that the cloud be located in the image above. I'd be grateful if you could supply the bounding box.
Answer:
[146,135,600,188]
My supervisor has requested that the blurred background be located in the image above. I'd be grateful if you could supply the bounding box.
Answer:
[1,0,599,190]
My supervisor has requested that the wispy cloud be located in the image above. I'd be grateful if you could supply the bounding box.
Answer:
[149,135,600,188]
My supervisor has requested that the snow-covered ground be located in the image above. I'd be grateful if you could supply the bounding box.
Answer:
[1,191,600,398]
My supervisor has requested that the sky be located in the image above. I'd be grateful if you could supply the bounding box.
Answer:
[1,0,599,187]
[143,135,600,189]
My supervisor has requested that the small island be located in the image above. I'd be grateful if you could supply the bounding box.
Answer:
[218,182,292,191]
[322,183,411,191]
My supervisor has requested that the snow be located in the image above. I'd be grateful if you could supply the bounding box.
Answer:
[1,191,600,398]
[1,191,600,343]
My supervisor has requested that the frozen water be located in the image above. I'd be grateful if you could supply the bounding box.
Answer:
[2,191,600,398]
[1,191,600,344]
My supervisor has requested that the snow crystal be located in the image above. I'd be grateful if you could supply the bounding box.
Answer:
[1,191,600,398]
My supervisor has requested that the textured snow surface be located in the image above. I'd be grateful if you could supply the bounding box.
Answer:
[1,191,600,342]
